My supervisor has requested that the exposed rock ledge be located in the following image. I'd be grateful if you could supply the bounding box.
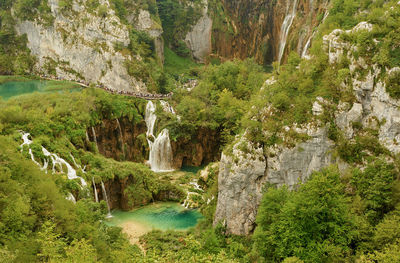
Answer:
[214,128,334,235]
[15,0,146,92]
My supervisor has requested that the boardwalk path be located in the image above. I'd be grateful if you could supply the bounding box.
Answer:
[43,77,172,100]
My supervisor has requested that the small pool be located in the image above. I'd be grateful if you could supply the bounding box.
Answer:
[106,202,203,231]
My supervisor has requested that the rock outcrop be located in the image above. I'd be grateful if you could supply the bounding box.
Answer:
[209,0,329,64]
[132,9,165,63]
[171,128,221,168]
[185,0,212,63]
[88,117,148,163]
[214,21,400,235]
[214,128,334,235]
[15,0,146,91]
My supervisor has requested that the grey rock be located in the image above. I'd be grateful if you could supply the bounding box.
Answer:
[185,0,212,63]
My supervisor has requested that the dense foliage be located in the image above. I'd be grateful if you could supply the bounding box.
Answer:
[1,0,400,262]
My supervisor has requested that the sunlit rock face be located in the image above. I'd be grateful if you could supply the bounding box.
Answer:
[215,21,400,236]
[15,0,146,92]
[214,128,333,235]
[185,0,212,63]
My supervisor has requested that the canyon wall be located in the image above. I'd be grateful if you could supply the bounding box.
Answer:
[214,21,400,235]
[203,0,329,64]
[88,117,221,169]
[14,0,163,91]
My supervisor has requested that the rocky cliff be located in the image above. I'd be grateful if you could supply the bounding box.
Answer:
[185,0,212,63]
[186,0,329,64]
[14,0,164,91]
[214,127,334,235]
[214,20,400,235]
[88,116,221,169]
[88,117,148,163]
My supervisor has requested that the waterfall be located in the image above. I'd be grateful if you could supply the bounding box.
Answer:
[20,131,32,151]
[160,100,176,114]
[301,9,329,59]
[66,192,76,203]
[149,129,174,172]
[145,101,174,172]
[182,192,197,209]
[92,177,99,203]
[20,132,88,188]
[301,32,315,58]
[101,181,112,218]
[115,118,126,157]
[91,127,98,150]
[278,0,299,64]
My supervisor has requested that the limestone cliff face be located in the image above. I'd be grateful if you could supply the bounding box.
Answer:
[130,9,164,63]
[214,21,400,235]
[207,0,329,64]
[185,1,212,63]
[324,22,400,154]
[15,0,146,91]
[214,128,333,235]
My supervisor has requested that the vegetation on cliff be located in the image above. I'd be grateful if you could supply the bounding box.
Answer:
[1,0,400,262]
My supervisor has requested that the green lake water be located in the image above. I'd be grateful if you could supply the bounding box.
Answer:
[0,80,81,100]
[106,202,203,231]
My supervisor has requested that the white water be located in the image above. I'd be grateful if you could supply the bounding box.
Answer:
[189,180,203,192]
[92,177,99,203]
[101,181,112,218]
[91,127,98,150]
[66,192,76,203]
[278,0,299,64]
[20,132,87,187]
[301,33,314,58]
[301,9,329,59]
[145,101,174,172]
[182,192,198,209]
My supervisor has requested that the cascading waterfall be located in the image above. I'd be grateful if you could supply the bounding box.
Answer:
[92,177,99,203]
[101,181,112,218]
[67,192,76,203]
[115,118,126,157]
[20,131,88,188]
[301,32,315,58]
[278,0,299,64]
[91,126,98,150]
[182,180,204,209]
[145,101,174,172]
[301,9,329,59]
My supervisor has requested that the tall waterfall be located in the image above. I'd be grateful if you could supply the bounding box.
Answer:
[278,0,299,64]
[145,101,174,172]
[92,177,99,203]
[101,181,112,218]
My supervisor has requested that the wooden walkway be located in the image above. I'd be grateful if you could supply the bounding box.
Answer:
[42,76,172,100]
